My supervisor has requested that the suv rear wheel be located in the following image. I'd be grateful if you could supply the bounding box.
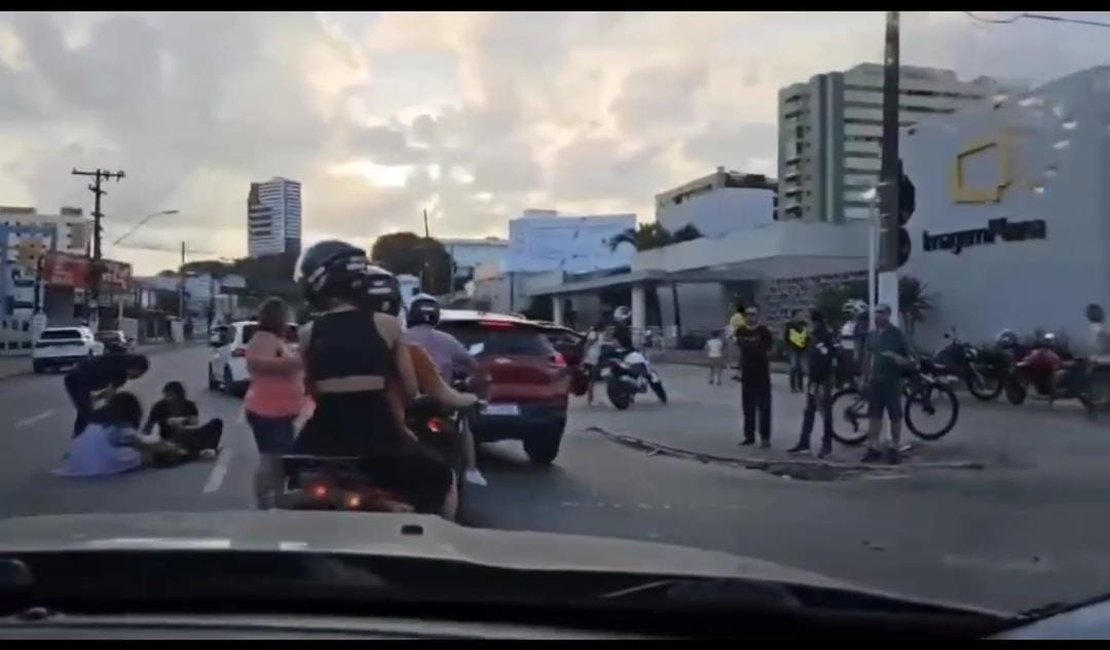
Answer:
[523,424,564,465]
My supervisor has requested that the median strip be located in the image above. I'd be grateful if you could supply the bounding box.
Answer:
[582,426,984,481]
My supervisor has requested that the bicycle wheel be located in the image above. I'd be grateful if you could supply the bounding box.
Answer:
[829,387,870,446]
[905,383,960,441]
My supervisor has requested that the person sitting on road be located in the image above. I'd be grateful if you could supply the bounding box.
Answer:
[55,392,194,477]
[143,381,223,456]
[291,240,457,519]
[64,353,150,439]
[405,293,487,487]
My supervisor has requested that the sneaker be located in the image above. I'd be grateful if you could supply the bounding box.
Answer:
[464,468,488,487]
[860,448,884,464]
[760,439,771,449]
[787,443,810,455]
[817,444,833,459]
[739,439,755,447]
[885,447,901,465]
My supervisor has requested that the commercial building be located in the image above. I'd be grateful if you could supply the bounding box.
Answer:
[778,63,1003,222]
[440,236,508,290]
[247,177,302,258]
[900,65,1110,352]
[0,205,91,255]
[0,206,93,322]
[656,168,778,236]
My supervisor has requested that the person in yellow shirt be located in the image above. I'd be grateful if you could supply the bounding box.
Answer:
[784,310,810,392]
[727,304,748,380]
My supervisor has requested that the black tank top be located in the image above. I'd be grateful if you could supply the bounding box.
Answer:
[296,309,401,456]
[306,309,392,383]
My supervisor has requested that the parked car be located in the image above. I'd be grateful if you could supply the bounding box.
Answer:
[436,309,572,465]
[208,320,299,397]
[32,326,105,373]
[94,330,133,354]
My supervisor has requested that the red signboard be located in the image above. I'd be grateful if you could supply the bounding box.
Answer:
[41,253,132,291]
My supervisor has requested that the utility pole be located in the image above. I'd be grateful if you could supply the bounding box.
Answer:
[876,11,901,325]
[179,241,186,321]
[71,167,125,326]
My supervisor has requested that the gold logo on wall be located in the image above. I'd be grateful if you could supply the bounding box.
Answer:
[950,135,1014,204]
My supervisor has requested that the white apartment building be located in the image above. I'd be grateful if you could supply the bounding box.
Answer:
[655,167,778,237]
[247,177,302,258]
[777,63,1003,222]
[0,205,91,255]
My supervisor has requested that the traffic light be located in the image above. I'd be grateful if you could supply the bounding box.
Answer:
[897,158,915,268]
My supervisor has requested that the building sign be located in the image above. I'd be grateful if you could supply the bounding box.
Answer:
[41,252,133,290]
[922,217,1047,255]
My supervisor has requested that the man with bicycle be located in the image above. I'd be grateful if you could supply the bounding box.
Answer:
[862,303,914,465]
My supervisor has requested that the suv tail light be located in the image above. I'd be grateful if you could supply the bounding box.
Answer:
[231,348,246,358]
[550,351,567,368]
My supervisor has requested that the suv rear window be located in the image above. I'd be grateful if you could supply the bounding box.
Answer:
[439,321,555,357]
[40,329,83,341]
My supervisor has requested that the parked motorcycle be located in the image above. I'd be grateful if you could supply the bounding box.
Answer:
[1002,332,1109,414]
[933,328,1007,402]
[602,348,667,410]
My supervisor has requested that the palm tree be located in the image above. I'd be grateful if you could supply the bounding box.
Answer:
[672,223,703,244]
[608,222,674,252]
[898,274,934,340]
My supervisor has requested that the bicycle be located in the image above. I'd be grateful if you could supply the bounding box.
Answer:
[829,358,961,446]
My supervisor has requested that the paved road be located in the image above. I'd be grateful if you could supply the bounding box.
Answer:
[1,347,1109,614]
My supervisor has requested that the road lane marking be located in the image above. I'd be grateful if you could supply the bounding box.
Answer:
[15,410,55,428]
[203,448,234,493]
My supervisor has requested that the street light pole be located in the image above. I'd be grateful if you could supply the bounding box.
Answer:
[111,209,179,247]
[877,11,902,324]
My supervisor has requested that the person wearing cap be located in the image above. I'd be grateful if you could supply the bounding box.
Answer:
[861,303,914,464]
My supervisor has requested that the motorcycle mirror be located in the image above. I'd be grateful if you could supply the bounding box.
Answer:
[468,343,485,356]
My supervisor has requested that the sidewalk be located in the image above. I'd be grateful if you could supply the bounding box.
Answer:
[0,340,202,382]
[569,362,1104,473]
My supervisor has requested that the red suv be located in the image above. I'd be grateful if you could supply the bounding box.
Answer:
[437,310,579,465]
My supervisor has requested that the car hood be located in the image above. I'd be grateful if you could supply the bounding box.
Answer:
[0,510,1001,616]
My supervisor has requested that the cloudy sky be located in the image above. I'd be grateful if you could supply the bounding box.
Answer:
[2,11,1109,274]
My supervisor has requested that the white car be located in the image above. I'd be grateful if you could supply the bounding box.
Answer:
[32,326,105,373]
[208,320,299,397]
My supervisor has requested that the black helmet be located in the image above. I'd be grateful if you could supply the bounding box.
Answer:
[295,240,371,309]
[362,263,403,317]
[408,293,440,327]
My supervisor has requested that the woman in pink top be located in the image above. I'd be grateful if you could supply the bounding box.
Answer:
[245,297,305,509]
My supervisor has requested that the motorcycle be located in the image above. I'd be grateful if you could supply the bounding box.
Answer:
[601,348,667,410]
[933,328,1007,402]
[1002,332,1109,414]
[278,344,487,519]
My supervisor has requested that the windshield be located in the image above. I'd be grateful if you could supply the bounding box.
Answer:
[4,10,1110,624]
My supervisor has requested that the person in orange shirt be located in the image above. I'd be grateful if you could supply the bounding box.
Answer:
[244,297,306,510]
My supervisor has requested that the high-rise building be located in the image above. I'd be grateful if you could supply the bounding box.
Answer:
[247,177,302,258]
[777,63,1003,222]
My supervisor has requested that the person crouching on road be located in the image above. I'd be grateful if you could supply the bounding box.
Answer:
[788,310,838,458]
[64,353,150,439]
[736,306,773,448]
[244,297,306,510]
[705,330,725,386]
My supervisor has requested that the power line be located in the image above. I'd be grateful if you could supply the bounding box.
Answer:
[963,11,1110,29]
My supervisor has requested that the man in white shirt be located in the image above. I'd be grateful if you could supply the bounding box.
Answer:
[706,331,725,386]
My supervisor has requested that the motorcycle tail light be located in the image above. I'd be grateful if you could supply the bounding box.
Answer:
[427,418,444,434]
[310,484,328,499]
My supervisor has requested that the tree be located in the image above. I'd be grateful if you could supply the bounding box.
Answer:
[672,223,703,244]
[815,280,868,326]
[371,232,452,295]
[898,274,934,340]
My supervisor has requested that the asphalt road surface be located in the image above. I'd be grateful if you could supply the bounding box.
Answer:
[1,346,1109,614]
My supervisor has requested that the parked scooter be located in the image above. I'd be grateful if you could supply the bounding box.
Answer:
[602,348,668,410]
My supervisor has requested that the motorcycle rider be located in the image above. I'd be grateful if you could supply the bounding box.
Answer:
[292,240,457,518]
[406,293,489,487]
[612,306,634,350]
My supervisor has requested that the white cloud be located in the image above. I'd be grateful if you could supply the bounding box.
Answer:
[2,11,1110,272]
